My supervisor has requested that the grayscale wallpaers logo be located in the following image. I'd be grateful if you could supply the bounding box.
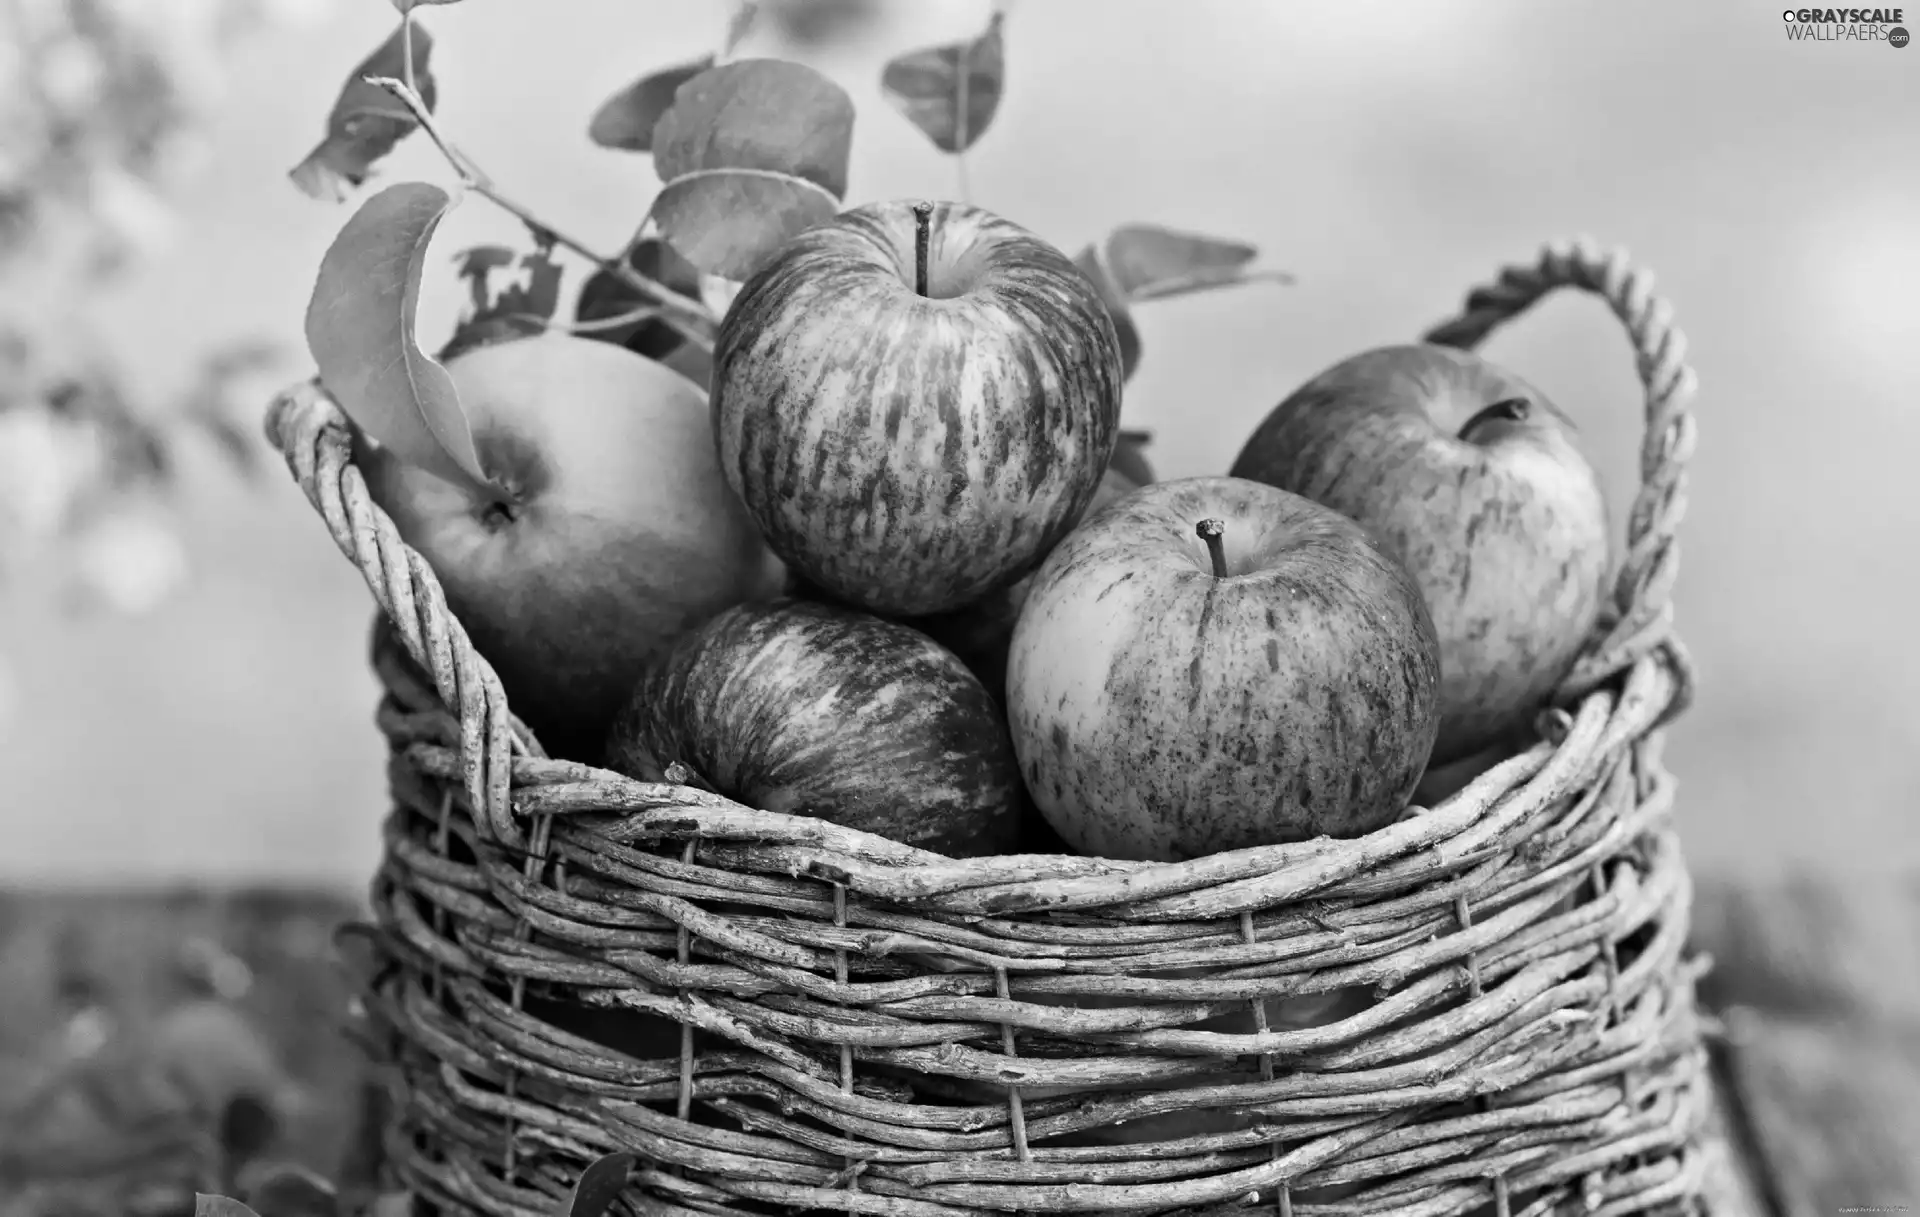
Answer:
[1782,7,1910,43]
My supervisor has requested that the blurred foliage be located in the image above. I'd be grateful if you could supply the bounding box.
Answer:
[760,0,882,48]
[0,0,312,630]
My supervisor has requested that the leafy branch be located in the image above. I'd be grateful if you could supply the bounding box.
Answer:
[365,75,719,351]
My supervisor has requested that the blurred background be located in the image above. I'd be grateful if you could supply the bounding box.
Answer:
[1,0,1915,886]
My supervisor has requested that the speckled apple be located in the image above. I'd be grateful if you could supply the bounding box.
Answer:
[1007,476,1442,862]
[1229,343,1612,764]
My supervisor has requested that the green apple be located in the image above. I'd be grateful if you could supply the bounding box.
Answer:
[356,333,782,763]
[1229,344,1611,764]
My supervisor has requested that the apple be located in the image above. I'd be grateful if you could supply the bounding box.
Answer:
[605,598,1022,857]
[710,199,1126,618]
[1006,476,1441,862]
[1229,343,1611,764]
[355,332,783,764]
[911,463,1147,704]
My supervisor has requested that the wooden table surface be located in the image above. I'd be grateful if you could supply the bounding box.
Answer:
[0,873,1912,1215]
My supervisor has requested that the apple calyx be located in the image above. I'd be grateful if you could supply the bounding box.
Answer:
[911,201,935,297]
[1195,518,1229,578]
[478,500,520,531]
[1458,397,1532,443]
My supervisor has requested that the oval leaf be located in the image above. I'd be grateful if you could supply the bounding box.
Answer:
[305,182,492,494]
[652,59,854,200]
[196,1198,263,1217]
[1072,244,1142,383]
[563,1152,636,1217]
[1104,223,1293,303]
[587,56,713,153]
[651,168,838,280]
[880,11,1005,154]
[290,24,438,203]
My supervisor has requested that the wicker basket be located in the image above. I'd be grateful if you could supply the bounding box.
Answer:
[268,239,1707,1216]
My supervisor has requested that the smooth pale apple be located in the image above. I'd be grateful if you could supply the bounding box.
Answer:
[1007,476,1442,862]
[356,333,783,763]
[711,199,1125,617]
[605,598,1021,857]
[1229,343,1611,765]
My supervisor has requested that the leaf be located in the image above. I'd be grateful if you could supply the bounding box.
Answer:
[562,1152,636,1217]
[1111,429,1155,486]
[659,340,714,391]
[722,1,761,55]
[880,11,1006,154]
[1072,244,1142,383]
[453,245,518,314]
[305,182,493,495]
[1102,223,1294,303]
[441,244,565,361]
[574,238,702,356]
[390,0,461,10]
[246,1164,342,1217]
[290,24,438,202]
[197,1197,263,1217]
[764,0,881,47]
[650,168,838,280]
[587,57,713,153]
[652,59,855,200]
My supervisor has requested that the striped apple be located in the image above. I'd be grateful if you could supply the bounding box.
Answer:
[604,598,1021,857]
[711,199,1125,617]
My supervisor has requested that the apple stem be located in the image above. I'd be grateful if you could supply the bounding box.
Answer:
[912,201,935,297]
[1196,519,1228,579]
[1459,397,1531,441]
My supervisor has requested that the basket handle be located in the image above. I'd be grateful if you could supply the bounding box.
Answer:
[1421,238,1698,713]
[266,381,532,848]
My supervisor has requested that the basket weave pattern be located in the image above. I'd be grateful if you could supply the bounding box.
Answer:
[269,241,1707,1216]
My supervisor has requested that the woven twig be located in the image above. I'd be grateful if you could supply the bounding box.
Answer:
[267,239,1709,1215]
